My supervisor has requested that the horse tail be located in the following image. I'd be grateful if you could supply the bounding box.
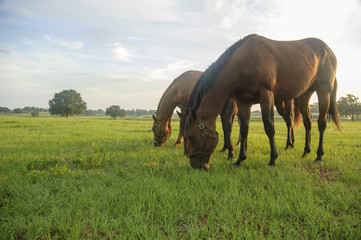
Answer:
[293,98,302,128]
[328,78,342,132]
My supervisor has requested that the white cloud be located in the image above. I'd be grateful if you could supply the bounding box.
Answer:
[21,8,33,18]
[150,61,196,80]
[44,35,83,50]
[110,43,131,62]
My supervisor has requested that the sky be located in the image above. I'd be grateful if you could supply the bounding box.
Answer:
[1,0,361,110]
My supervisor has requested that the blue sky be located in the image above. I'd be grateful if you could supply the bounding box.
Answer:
[1,0,361,110]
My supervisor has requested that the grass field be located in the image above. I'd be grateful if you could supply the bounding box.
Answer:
[0,115,360,239]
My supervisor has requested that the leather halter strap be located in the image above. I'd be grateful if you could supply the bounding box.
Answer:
[186,113,219,158]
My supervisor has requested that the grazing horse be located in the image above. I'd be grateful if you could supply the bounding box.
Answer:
[152,70,240,160]
[181,34,341,170]
[153,70,298,160]
[152,70,202,147]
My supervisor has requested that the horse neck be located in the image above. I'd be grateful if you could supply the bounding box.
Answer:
[197,86,230,127]
[156,88,178,123]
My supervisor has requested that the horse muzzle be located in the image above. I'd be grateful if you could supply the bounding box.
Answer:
[189,157,210,170]
[153,140,164,147]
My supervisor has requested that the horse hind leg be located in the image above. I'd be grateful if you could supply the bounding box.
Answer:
[315,91,331,164]
[276,99,294,150]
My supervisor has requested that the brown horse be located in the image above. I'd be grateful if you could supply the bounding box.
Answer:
[152,70,240,160]
[154,70,300,160]
[152,70,202,147]
[182,34,341,170]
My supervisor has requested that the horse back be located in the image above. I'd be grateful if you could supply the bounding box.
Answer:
[226,36,337,100]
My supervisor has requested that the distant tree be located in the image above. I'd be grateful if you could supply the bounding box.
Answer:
[48,89,87,118]
[147,110,157,115]
[96,109,105,115]
[23,106,47,113]
[127,109,136,115]
[31,111,40,117]
[337,94,361,121]
[135,109,148,116]
[13,108,24,114]
[82,110,97,116]
[106,105,126,120]
[0,107,12,113]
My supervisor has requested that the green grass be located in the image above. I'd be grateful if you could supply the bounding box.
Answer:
[0,116,360,239]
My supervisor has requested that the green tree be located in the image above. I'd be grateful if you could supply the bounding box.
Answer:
[0,107,12,113]
[31,111,40,117]
[48,89,87,118]
[106,105,126,120]
[309,102,319,113]
[337,94,361,121]
[82,110,97,116]
[13,108,24,114]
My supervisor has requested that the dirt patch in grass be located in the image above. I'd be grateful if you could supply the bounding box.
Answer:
[302,164,341,182]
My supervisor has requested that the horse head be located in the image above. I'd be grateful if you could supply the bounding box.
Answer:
[152,114,172,147]
[183,109,218,170]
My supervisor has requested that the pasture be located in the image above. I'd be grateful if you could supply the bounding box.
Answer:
[0,115,360,239]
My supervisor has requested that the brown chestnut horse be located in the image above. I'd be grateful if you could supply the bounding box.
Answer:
[152,70,202,147]
[182,34,341,170]
[154,70,299,160]
[152,70,240,159]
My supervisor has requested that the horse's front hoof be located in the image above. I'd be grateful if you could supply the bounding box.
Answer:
[233,163,241,168]
[315,159,323,164]
[268,162,276,167]
[233,159,243,167]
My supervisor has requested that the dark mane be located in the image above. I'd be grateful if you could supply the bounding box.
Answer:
[186,34,257,112]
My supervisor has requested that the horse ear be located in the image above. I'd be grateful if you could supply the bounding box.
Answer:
[176,111,183,118]
[190,108,197,120]
[152,114,157,121]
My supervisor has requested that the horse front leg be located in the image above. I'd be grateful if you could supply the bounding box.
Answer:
[297,93,313,158]
[234,103,251,167]
[221,100,237,160]
[260,90,278,167]
[220,104,228,153]
[174,131,183,146]
[175,109,185,146]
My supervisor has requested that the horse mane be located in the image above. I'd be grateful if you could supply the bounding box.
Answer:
[186,34,257,112]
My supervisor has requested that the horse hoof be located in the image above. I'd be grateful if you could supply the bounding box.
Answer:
[268,162,276,167]
[302,153,308,158]
[233,163,241,168]
[228,157,234,161]
[315,159,323,164]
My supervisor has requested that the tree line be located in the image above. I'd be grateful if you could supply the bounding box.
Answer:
[0,89,156,119]
[1,90,360,121]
